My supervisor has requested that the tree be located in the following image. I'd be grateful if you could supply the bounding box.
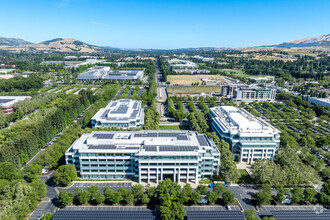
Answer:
[131,184,145,204]
[219,141,240,184]
[304,188,317,203]
[59,190,74,206]
[291,187,304,203]
[222,191,235,205]
[190,191,202,204]
[77,190,91,204]
[0,162,23,181]
[244,209,258,220]
[207,192,219,204]
[213,184,226,194]
[196,185,208,195]
[141,194,150,205]
[53,164,77,187]
[94,193,105,204]
[42,212,53,220]
[24,164,42,182]
[30,179,47,199]
[256,190,272,205]
[103,186,115,204]
[181,184,193,203]
[275,192,285,203]
[111,192,122,204]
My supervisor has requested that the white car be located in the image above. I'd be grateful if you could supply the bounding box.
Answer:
[226,205,231,210]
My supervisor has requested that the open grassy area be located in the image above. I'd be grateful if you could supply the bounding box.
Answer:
[167,74,222,85]
[159,125,181,130]
[159,125,190,130]
[237,169,255,184]
[167,86,222,94]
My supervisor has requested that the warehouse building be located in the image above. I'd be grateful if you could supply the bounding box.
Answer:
[91,99,144,129]
[0,96,32,115]
[65,130,220,184]
[210,106,280,163]
[77,66,110,80]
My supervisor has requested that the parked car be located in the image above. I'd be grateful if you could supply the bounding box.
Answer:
[226,205,231,210]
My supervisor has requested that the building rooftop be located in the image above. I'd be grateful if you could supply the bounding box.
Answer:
[68,130,216,155]
[0,96,31,107]
[92,99,143,123]
[210,106,279,137]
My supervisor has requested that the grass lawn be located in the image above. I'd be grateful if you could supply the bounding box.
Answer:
[167,86,222,94]
[237,169,255,184]
[159,125,190,130]
[167,74,221,85]
[159,125,181,130]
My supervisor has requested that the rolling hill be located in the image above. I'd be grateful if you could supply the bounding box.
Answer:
[0,37,31,46]
[275,34,330,48]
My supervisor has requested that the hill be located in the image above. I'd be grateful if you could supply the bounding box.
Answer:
[275,34,330,48]
[0,37,107,53]
[0,37,31,46]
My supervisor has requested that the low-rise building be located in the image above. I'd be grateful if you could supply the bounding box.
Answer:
[210,106,280,163]
[77,66,110,80]
[92,99,144,129]
[0,96,32,115]
[308,97,330,108]
[65,130,220,183]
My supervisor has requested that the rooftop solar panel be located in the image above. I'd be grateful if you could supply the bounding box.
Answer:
[130,110,139,118]
[111,105,129,114]
[100,109,110,119]
[0,99,15,104]
[88,145,116,149]
[186,210,244,220]
[133,102,138,109]
[92,133,114,139]
[196,135,209,146]
[271,210,330,220]
[110,102,118,107]
[144,146,157,151]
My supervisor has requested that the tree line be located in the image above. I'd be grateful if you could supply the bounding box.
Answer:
[0,76,43,92]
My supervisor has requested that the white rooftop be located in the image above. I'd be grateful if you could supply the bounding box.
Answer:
[0,96,31,107]
[210,106,279,137]
[68,131,217,156]
[92,99,143,123]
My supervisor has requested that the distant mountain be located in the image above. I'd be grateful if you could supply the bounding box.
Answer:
[275,34,330,48]
[0,37,31,46]
[0,37,110,53]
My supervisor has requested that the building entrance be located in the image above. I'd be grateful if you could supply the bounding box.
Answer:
[163,174,174,181]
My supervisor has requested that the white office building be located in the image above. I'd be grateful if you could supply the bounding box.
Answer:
[210,106,280,163]
[92,99,144,129]
[65,130,220,184]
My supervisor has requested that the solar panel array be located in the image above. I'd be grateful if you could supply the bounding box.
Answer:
[100,109,110,119]
[144,145,198,152]
[110,102,118,107]
[177,134,188,140]
[144,146,157,152]
[0,99,15,104]
[196,135,209,146]
[93,133,114,139]
[52,210,159,220]
[186,211,244,220]
[271,210,330,220]
[88,145,116,150]
[134,133,158,138]
[159,146,198,152]
[120,99,130,102]
[111,105,129,114]
[130,110,139,118]
[133,102,138,109]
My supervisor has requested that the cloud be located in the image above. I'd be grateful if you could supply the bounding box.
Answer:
[90,21,111,28]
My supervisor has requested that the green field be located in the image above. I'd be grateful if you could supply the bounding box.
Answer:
[167,86,222,94]
[159,125,190,130]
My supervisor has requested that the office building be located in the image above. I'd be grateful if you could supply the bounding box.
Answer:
[92,99,144,129]
[222,85,276,102]
[210,106,280,163]
[102,70,144,81]
[77,66,110,80]
[0,96,32,115]
[65,130,220,183]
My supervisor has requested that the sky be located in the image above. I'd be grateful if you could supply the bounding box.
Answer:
[0,0,329,49]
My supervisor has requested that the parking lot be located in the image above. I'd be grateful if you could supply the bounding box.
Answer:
[64,182,132,193]
[257,205,323,217]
